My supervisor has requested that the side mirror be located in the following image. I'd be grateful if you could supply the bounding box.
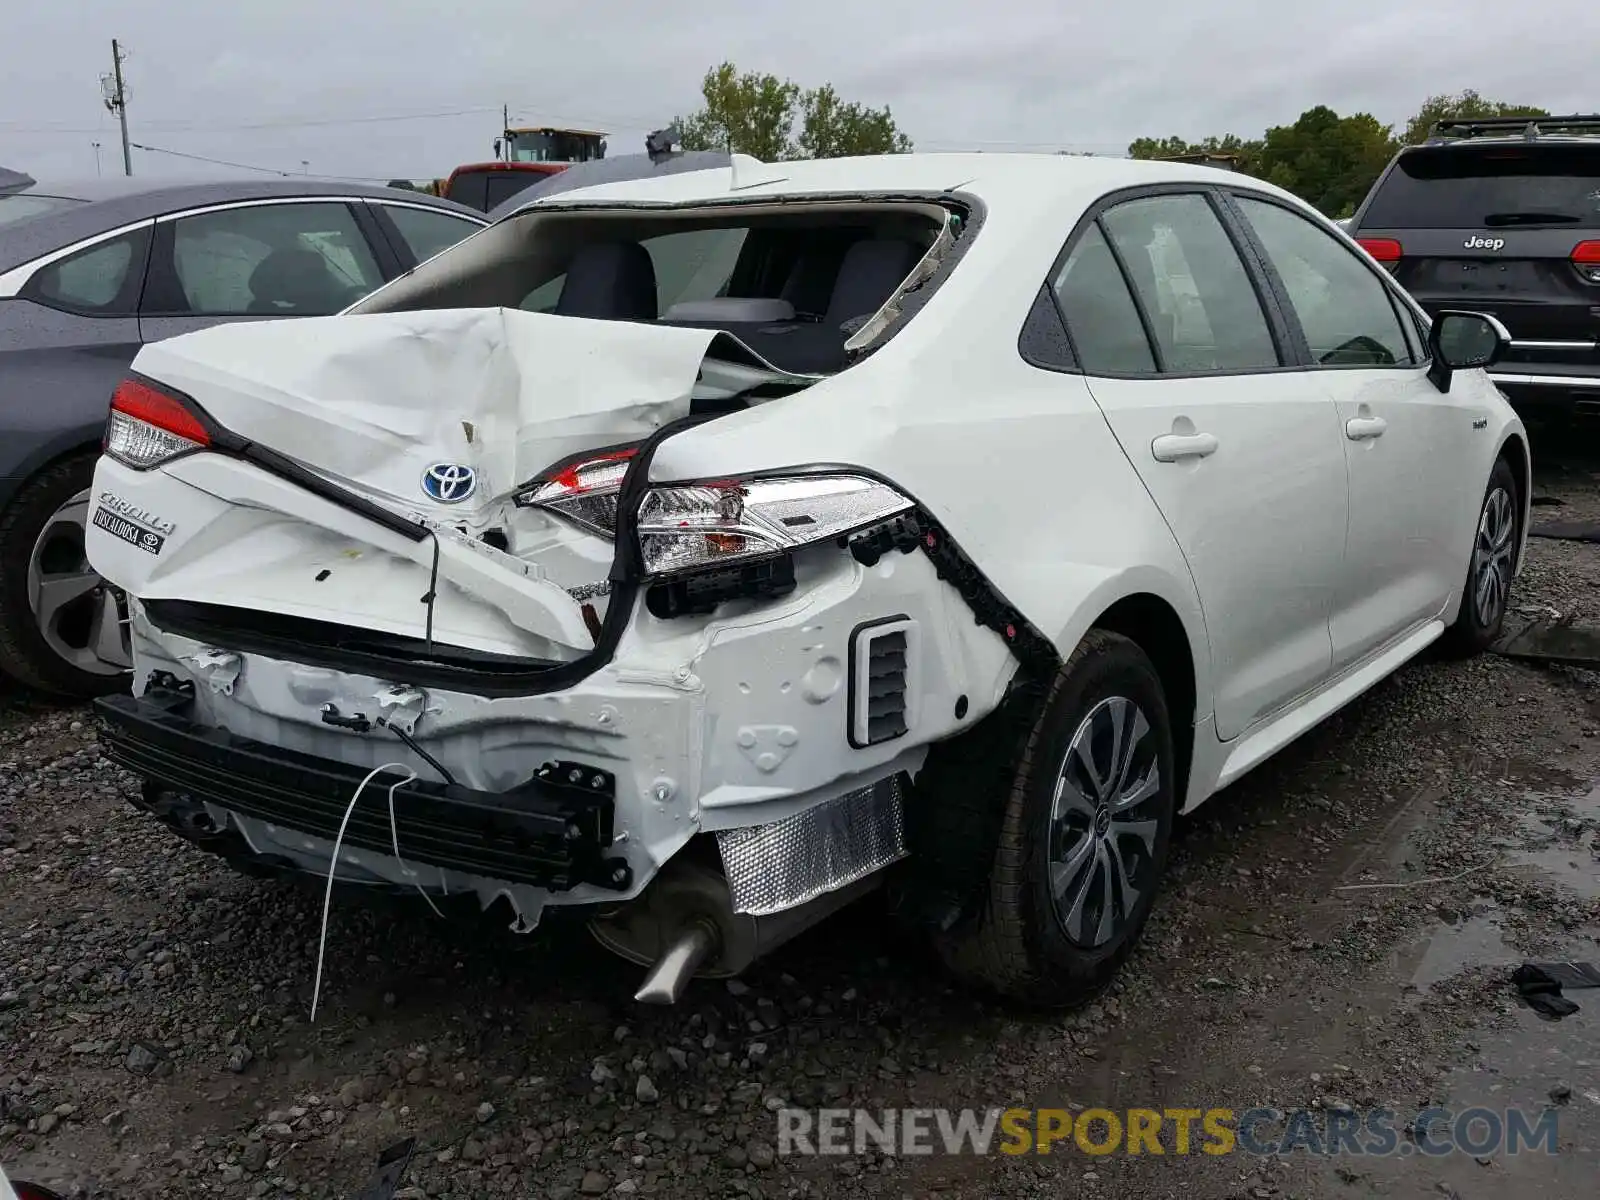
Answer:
[492,138,503,160]
[1427,310,1510,393]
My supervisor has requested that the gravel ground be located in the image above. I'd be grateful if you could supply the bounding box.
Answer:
[3,449,1599,1199]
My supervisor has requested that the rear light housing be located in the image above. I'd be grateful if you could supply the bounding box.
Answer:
[1572,240,1600,284]
[1356,237,1402,273]
[515,446,638,537]
[636,473,914,578]
[104,377,211,470]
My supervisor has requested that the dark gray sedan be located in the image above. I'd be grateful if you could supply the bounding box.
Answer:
[0,174,486,696]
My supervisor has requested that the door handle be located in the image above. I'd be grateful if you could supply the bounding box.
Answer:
[1151,432,1219,463]
[1346,416,1388,441]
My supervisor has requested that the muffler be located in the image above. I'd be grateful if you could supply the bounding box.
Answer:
[591,776,909,1001]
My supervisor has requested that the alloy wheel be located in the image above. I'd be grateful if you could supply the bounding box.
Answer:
[1047,695,1163,949]
[27,488,131,678]
[1472,485,1515,629]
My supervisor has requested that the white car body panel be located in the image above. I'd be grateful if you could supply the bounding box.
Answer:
[83,151,1529,957]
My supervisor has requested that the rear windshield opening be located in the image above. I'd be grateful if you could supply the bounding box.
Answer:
[1363,144,1600,229]
[359,200,962,376]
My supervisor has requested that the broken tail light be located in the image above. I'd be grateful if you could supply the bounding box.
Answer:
[1571,240,1600,284]
[1356,237,1402,273]
[637,473,914,578]
[104,377,211,470]
[515,446,639,537]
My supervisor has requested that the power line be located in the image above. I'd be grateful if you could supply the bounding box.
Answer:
[0,105,501,136]
[129,141,400,182]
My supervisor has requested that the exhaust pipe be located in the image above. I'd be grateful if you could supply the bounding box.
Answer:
[592,857,885,1003]
[633,920,718,1005]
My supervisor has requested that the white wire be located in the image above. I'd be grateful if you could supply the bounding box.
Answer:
[387,780,447,920]
[310,761,415,1024]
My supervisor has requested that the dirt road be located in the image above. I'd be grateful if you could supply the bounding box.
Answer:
[3,459,1597,1199]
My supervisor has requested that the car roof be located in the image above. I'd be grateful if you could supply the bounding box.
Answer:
[493,150,734,219]
[519,151,1291,212]
[0,176,485,275]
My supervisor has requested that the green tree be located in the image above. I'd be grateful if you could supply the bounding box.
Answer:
[1255,106,1399,217]
[1401,90,1550,145]
[675,62,799,160]
[795,84,912,158]
[675,62,912,160]
[1127,133,1263,175]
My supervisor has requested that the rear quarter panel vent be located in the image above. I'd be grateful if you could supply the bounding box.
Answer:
[848,616,918,748]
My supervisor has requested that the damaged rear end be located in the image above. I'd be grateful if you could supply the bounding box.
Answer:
[87,187,1025,1001]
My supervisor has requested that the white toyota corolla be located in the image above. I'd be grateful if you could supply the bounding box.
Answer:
[85,153,1527,1007]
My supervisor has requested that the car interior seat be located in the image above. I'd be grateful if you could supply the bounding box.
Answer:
[555,242,659,321]
[246,249,358,315]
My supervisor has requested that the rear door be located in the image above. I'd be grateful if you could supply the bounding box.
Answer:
[1355,142,1600,383]
[1054,188,1349,739]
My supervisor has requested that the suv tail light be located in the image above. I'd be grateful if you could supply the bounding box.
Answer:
[104,378,211,470]
[1572,240,1600,283]
[515,446,639,537]
[1356,237,1403,273]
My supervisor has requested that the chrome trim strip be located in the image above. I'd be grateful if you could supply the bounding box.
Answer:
[153,195,392,222]
[0,217,156,298]
[364,198,487,225]
[1509,338,1597,351]
[1491,372,1600,389]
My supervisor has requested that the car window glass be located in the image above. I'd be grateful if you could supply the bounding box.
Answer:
[484,174,537,210]
[1100,194,1280,373]
[519,229,750,315]
[1050,224,1156,374]
[0,194,83,229]
[1236,196,1412,367]
[27,230,143,312]
[169,203,383,316]
[381,204,481,264]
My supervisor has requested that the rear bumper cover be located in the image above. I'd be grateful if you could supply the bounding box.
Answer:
[96,682,633,893]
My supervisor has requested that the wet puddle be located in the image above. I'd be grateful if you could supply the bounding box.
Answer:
[1410,904,1517,990]
[1505,780,1600,901]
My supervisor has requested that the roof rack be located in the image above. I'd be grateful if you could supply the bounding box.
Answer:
[1427,114,1600,142]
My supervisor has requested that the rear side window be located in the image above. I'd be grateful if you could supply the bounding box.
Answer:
[1235,197,1414,367]
[1099,193,1280,373]
[23,227,149,314]
[1051,224,1156,374]
[1362,145,1600,229]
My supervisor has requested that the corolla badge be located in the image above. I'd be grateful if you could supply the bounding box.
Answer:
[422,463,478,504]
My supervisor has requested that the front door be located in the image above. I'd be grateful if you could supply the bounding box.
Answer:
[1229,193,1477,670]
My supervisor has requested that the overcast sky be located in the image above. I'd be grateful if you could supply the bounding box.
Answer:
[5,0,1598,183]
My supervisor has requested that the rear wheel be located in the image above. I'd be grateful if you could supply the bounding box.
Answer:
[1442,456,1519,655]
[938,630,1176,1006]
[0,452,131,698]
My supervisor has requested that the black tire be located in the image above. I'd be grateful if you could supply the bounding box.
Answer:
[1441,456,1519,657]
[0,451,130,698]
[936,629,1176,1007]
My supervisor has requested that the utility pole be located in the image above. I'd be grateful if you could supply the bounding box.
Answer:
[501,103,509,160]
[100,40,131,176]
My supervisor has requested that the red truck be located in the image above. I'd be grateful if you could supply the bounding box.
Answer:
[439,124,608,212]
